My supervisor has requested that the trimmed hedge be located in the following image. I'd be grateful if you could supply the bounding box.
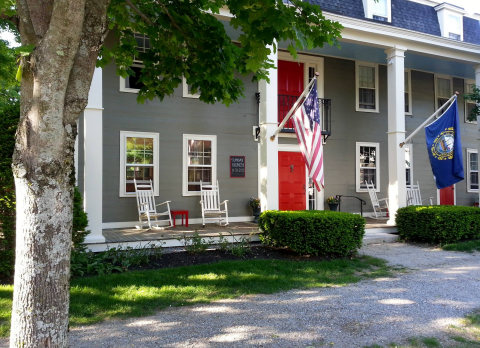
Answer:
[258,210,366,256]
[396,205,480,244]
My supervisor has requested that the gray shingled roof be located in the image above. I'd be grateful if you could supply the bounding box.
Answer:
[307,0,479,46]
[464,17,480,45]
[391,0,441,36]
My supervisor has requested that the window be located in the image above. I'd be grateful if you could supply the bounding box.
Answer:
[434,4,464,41]
[404,144,412,186]
[363,0,391,22]
[120,33,150,93]
[119,131,159,197]
[308,177,316,210]
[182,134,217,196]
[356,61,379,113]
[356,142,380,192]
[405,69,412,115]
[465,80,477,124]
[435,75,453,109]
[467,149,478,192]
[182,77,201,98]
[448,14,462,40]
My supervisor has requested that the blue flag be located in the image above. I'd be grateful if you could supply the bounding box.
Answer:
[425,98,464,189]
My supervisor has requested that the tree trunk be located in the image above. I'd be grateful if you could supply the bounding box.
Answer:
[10,0,110,346]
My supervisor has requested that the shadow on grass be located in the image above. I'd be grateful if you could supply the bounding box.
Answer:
[0,256,389,337]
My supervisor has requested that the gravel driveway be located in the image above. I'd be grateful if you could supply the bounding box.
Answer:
[2,243,480,347]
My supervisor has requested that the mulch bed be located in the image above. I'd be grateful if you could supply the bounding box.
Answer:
[129,243,333,272]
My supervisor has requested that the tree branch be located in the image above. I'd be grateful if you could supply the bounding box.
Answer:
[124,0,153,26]
[154,0,189,42]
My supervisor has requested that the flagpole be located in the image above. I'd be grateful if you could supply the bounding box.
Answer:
[270,74,318,142]
[399,92,459,148]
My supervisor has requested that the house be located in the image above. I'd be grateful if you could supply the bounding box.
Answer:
[76,0,480,246]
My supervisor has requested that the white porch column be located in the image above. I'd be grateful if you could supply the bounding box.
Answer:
[476,65,480,206]
[83,67,105,243]
[385,47,407,225]
[259,44,279,211]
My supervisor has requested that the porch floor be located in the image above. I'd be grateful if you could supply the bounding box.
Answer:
[102,218,394,244]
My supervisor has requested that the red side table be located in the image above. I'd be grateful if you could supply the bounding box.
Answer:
[171,210,189,227]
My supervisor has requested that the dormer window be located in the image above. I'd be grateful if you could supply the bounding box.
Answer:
[435,3,465,41]
[363,0,391,23]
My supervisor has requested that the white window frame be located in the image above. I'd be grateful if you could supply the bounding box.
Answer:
[405,69,413,116]
[435,4,465,42]
[120,33,150,93]
[404,143,413,186]
[183,77,201,98]
[434,74,453,109]
[119,131,159,197]
[356,142,380,193]
[465,79,477,124]
[467,148,479,193]
[363,0,392,22]
[356,61,379,113]
[182,134,217,196]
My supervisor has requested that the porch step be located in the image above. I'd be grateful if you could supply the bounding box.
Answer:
[363,226,399,245]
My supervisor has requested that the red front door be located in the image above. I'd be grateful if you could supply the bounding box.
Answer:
[278,60,304,128]
[439,185,455,205]
[279,151,306,211]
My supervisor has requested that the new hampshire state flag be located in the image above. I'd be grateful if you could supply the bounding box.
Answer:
[425,98,464,189]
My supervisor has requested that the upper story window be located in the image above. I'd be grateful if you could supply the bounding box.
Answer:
[120,33,150,93]
[435,3,465,41]
[435,75,453,109]
[356,61,379,113]
[183,77,201,99]
[363,0,391,22]
[465,79,477,124]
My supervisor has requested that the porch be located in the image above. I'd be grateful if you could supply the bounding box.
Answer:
[89,218,398,252]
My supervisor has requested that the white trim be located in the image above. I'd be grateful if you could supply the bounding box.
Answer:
[404,143,413,185]
[465,79,477,124]
[182,134,217,196]
[119,63,143,94]
[102,215,253,229]
[87,232,261,252]
[322,13,480,64]
[404,69,413,115]
[356,142,380,192]
[356,61,379,113]
[434,74,454,108]
[84,67,105,244]
[182,76,201,98]
[119,131,160,197]
[467,148,479,193]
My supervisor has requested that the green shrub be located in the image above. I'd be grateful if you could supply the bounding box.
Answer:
[258,210,366,256]
[396,205,480,244]
[72,187,90,253]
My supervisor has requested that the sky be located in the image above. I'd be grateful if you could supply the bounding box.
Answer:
[0,0,479,46]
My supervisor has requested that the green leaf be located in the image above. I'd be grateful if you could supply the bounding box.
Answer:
[14,44,35,57]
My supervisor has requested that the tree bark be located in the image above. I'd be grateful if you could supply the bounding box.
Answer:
[10,1,110,347]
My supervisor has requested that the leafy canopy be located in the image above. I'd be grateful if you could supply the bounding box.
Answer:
[101,0,342,105]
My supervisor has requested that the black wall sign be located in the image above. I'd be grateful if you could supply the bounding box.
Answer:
[230,156,245,178]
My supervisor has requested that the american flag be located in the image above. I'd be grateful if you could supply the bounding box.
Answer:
[292,80,324,191]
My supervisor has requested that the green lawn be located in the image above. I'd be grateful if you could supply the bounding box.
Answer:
[0,255,389,337]
[442,240,480,253]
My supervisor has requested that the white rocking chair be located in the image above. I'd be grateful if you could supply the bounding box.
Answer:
[365,180,389,219]
[134,179,173,230]
[200,180,229,228]
[406,181,433,206]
